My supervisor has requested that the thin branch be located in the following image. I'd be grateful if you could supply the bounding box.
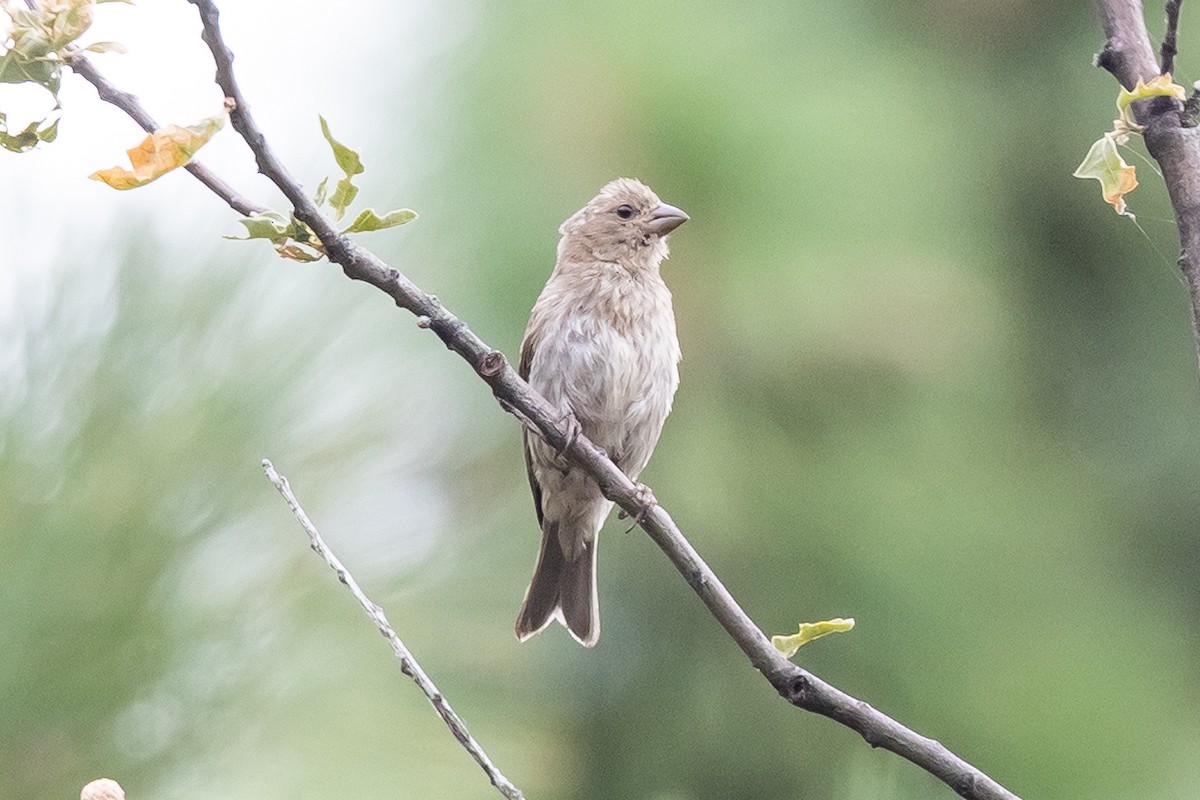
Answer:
[1162,0,1183,76]
[35,1,1022,797]
[181,2,1019,798]
[1095,0,1200,373]
[65,54,266,217]
[261,460,526,800]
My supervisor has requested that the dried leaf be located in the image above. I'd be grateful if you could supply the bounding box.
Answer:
[1073,132,1138,215]
[82,40,126,54]
[89,113,224,189]
[275,243,323,262]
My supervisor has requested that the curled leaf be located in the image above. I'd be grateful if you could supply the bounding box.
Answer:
[1073,131,1138,215]
[89,113,224,189]
[1117,73,1187,126]
[342,207,417,233]
[771,618,855,658]
[275,243,323,262]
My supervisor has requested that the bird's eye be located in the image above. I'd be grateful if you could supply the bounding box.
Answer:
[615,204,635,220]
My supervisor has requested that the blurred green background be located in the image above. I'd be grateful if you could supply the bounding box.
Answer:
[4,1,1200,799]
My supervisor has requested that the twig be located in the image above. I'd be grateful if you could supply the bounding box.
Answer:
[261,460,526,800]
[1162,0,1183,76]
[68,54,266,217]
[1095,0,1200,374]
[15,0,264,215]
[179,2,1020,798]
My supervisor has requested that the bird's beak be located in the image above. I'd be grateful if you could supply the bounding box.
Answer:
[645,203,689,236]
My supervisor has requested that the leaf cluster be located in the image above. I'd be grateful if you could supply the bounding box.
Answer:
[1074,74,1186,216]
[227,115,416,262]
[0,0,127,151]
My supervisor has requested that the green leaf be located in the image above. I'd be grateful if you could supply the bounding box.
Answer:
[319,115,364,178]
[224,211,294,245]
[771,618,855,658]
[1073,132,1138,216]
[0,54,62,97]
[1117,73,1186,126]
[0,109,62,153]
[313,175,329,207]
[328,177,357,221]
[342,207,417,233]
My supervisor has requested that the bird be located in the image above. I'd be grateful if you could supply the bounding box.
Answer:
[515,177,688,647]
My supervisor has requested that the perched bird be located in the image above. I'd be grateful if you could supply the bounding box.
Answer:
[515,178,688,647]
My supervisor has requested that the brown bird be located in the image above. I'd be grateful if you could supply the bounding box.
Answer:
[515,178,688,647]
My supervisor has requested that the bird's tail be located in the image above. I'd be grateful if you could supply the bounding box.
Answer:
[515,520,599,647]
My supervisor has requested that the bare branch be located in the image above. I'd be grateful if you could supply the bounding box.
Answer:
[1162,0,1183,76]
[261,460,526,800]
[1095,0,1200,373]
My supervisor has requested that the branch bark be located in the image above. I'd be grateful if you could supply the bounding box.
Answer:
[59,2,1024,797]
[1095,0,1200,373]
[262,460,526,800]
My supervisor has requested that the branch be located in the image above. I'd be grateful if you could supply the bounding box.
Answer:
[262,460,526,800]
[50,2,1023,797]
[1163,0,1183,76]
[1094,0,1200,374]
[65,53,265,218]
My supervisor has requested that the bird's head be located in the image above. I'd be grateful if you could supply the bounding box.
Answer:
[557,178,689,270]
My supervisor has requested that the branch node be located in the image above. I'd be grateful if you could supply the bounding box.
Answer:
[416,315,432,329]
[786,675,812,706]
[1094,44,1120,74]
[955,773,981,798]
[479,350,507,378]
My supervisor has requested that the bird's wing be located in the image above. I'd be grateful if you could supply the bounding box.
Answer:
[519,327,544,528]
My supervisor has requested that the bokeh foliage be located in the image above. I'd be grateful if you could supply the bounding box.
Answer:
[4,2,1200,799]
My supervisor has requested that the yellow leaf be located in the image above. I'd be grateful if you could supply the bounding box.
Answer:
[1117,73,1186,126]
[89,114,224,189]
[771,618,855,658]
[1073,132,1138,215]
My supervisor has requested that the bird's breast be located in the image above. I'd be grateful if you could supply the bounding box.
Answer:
[528,282,680,460]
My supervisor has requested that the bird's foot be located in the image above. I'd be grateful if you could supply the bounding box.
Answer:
[618,483,659,527]
[552,403,583,460]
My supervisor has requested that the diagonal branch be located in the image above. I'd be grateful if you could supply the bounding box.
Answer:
[1094,0,1200,375]
[46,0,1022,797]
[67,53,266,217]
[262,460,526,800]
[181,1,1020,798]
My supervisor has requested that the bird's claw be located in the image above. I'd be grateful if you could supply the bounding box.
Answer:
[618,483,658,526]
[556,408,582,456]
